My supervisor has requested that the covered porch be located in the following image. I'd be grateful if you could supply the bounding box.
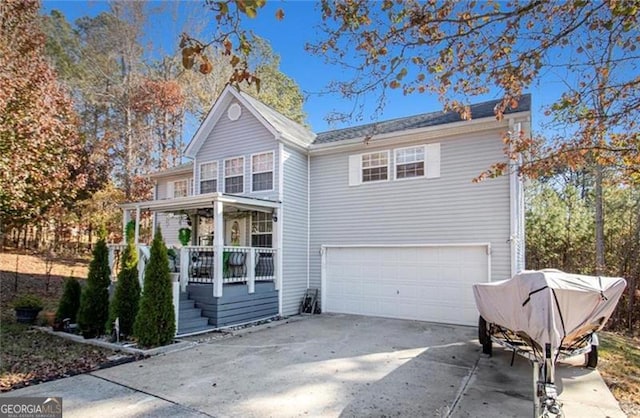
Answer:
[109,192,281,335]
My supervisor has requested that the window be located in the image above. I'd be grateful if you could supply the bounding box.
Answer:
[224,157,244,193]
[251,211,273,248]
[395,146,425,179]
[251,152,274,192]
[200,162,217,194]
[361,151,389,182]
[173,180,188,198]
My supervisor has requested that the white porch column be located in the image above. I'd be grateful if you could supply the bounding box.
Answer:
[122,210,130,244]
[274,208,282,292]
[247,249,255,294]
[180,247,189,293]
[213,200,224,297]
[134,206,141,245]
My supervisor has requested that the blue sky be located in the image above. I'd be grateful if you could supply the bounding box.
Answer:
[42,0,556,134]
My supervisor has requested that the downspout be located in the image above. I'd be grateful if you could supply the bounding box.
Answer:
[277,142,285,316]
[307,152,311,289]
[508,120,524,276]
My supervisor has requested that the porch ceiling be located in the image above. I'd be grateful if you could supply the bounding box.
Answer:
[120,192,280,213]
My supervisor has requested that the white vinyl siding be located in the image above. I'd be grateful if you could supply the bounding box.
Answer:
[224,156,244,194]
[193,101,279,201]
[251,151,274,192]
[281,146,309,316]
[311,132,512,303]
[199,161,217,194]
[395,146,425,180]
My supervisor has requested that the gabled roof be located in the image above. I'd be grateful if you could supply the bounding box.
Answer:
[184,85,315,158]
[313,94,531,145]
[238,90,316,146]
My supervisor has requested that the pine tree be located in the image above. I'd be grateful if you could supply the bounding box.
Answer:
[56,277,82,323]
[77,235,111,337]
[107,221,140,337]
[133,227,175,347]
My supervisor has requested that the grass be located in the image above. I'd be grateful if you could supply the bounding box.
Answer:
[597,331,640,417]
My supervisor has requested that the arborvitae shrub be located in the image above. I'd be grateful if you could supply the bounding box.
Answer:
[133,227,175,347]
[107,222,141,337]
[77,236,111,337]
[56,278,82,323]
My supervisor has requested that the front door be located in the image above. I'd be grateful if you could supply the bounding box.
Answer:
[225,218,246,246]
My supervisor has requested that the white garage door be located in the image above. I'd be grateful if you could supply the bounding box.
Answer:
[322,245,490,326]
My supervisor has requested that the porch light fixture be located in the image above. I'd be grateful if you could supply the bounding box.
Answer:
[272,213,278,222]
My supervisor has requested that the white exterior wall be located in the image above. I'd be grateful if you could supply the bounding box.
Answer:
[156,173,192,200]
[309,129,513,299]
[154,173,192,247]
[281,146,309,315]
[193,101,279,201]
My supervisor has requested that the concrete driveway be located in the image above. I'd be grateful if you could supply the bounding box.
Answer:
[1,314,625,417]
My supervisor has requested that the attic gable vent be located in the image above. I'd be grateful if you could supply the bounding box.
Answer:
[227,103,242,121]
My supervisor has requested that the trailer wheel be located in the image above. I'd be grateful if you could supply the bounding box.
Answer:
[478,316,492,356]
[586,345,598,369]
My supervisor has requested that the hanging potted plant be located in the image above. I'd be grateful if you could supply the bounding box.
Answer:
[14,294,44,324]
[178,227,191,246]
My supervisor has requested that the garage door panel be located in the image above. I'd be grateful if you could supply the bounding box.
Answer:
[323,245,489,326]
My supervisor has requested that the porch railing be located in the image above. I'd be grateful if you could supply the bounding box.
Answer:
[178,246,276,293]
[109,244,276,297]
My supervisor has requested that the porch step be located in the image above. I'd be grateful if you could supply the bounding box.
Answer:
[178,317,209,332]
[176,324,217,336]
[179,299,195,310]
[179,308,203,320]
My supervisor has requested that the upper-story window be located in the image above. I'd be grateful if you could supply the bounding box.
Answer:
[200,162,217,194]
[251,151,274,192]
[361,151,389,183]
[225,156,244,194]
[172,179,188,198]
[395,146,425,180]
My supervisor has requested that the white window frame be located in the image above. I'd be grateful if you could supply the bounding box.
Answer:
[360,150,390,184]
[224,156,245,194]
[250,151,275,192]
[172,179,189,198]
[199,161,218,194]
[394,145,426,181]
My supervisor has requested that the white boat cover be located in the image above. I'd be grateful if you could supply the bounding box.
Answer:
[473,269,626,353]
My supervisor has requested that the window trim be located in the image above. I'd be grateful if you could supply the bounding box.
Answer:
[224,156,245,194]
[172,179,189,198]
[250,151,275,193]
[394,145,426,181]
[199,161,218,194]
[360,150,390,184]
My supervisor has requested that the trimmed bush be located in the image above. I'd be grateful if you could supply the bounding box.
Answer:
[77,236,111,338]
[107,222,141,338]
[133,227,175,347]
[56,278,82,323]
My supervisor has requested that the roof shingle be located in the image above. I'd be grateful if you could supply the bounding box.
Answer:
[313,94,531,145]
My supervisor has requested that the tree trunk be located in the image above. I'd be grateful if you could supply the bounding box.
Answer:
[594,164,605,275]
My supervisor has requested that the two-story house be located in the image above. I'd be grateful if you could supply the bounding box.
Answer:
[115,85,530,336]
